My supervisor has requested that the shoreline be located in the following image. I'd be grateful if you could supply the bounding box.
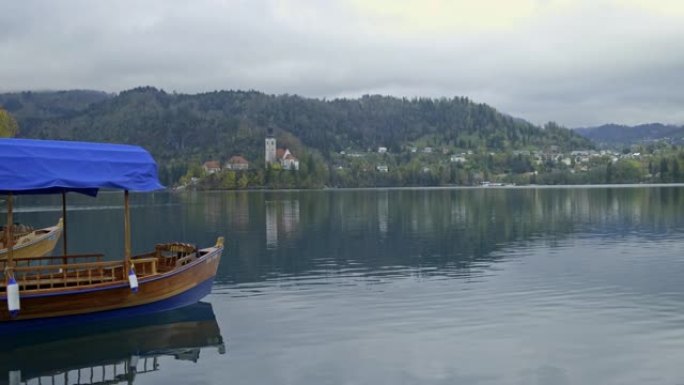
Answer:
[174,182,684,193]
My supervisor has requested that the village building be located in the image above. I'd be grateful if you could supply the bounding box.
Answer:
[265,135,277,164]
[450,154,466,163]
[202,160,221,174]
[277,148,300,170]
[266,136,299,170]
[225,156,249,170]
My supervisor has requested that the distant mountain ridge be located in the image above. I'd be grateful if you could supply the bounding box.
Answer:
[575,123,684,148]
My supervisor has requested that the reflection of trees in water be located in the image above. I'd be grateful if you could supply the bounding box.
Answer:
[221,187,684,284]
[23,188,674,284]
[11,188,684,285]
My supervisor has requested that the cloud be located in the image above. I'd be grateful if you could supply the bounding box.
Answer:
[1,0,683,127]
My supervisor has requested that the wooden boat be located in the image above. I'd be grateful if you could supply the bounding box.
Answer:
[0,218,63,261]
[0,301,225,385]
[0,139,224,328]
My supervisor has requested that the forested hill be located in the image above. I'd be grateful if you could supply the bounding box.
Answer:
[575,123,684,148]
[0,90,112,121]
[1,87,593,185]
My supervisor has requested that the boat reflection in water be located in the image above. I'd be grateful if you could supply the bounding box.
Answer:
[0,302,225,385]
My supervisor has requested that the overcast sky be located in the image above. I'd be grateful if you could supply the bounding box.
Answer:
[1,0,683,127]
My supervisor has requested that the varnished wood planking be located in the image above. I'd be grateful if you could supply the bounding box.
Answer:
[0,247,221,321]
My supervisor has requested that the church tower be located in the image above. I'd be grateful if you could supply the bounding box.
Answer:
[265,130,276,165]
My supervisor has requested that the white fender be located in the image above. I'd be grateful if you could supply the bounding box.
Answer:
[128,268,139,293]
[7,276,20,317]
[9,370,21,385]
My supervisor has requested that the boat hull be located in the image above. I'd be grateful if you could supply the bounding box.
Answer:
[0,221,62,260]
[0,245,222,330]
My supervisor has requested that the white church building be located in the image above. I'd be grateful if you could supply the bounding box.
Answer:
[265,136,299,170]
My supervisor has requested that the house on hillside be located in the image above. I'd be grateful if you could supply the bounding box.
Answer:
[450,154,466,163]
[203,160,221,174]
[225,156,249,170]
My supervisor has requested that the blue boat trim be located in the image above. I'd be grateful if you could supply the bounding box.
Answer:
[0,276,216,334]
[1,301,218,351]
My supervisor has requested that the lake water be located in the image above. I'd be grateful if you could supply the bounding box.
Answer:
[5,186,684,385]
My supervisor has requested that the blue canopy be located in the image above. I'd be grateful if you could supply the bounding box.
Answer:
[0,138,165,196]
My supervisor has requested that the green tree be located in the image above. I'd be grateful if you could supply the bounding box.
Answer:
[606,162,613,183]
[237,173,249,189]
[0,108,19,137]
[672,159,681,182]
[613,159,643,183]
[221,171,237,189]
[660,158,669,182]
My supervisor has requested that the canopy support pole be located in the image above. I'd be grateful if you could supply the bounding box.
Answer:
[124,190,131,272]
[61,192,68,259]
[5,193,15,271]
